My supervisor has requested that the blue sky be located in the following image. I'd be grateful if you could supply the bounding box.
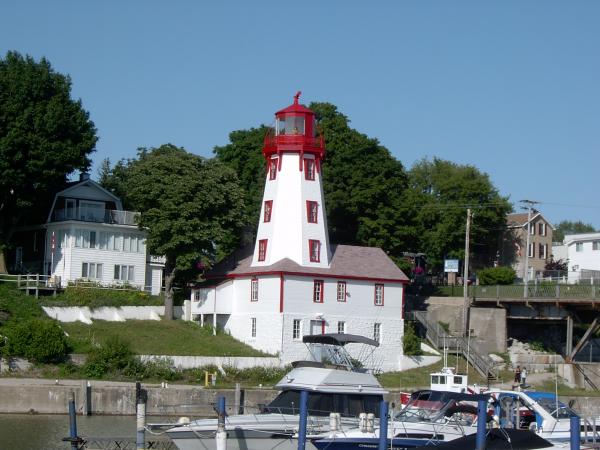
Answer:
[2,1,599,229]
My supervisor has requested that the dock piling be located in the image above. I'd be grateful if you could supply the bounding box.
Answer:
[476,399,487,450]
[378,401,389,450]
[216,396,227,450]
[297,390,309,450]
[571,416,581,450]
[136,382,147,450]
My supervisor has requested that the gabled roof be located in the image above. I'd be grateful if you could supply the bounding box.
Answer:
[564,232,600,246]
[204,244,409,283]
[506,212,554,230]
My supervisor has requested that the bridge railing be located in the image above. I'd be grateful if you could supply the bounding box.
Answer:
[471,283,599,299]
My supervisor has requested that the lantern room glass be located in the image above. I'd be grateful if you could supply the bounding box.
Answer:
[277,115,305,136]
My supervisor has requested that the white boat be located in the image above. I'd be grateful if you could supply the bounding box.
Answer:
[313,389,486,450]
[166,333,388,450]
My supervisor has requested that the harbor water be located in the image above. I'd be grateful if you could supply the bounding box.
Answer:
[0,414,175,450]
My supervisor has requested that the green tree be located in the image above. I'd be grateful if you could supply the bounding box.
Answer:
[402,322,423,356]
[553,220,596,243]
[108,145,245,319]
[408,158,512,269]
[4,318,69,363]
[0,51,97,256]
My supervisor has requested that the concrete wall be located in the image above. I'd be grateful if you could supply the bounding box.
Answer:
[424,297,464,335]
[140,355,283,370]
[42,306,185,322]
[469,307,507,353]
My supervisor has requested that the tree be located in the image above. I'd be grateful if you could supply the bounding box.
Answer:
[214,102,414,259]
[0,51,97,256]
[408,158,512,269]
[107,145,245,319]
[553,220,596,243]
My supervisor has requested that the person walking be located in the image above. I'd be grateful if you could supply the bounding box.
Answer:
[514,365,521,385]
[521,367,527,387]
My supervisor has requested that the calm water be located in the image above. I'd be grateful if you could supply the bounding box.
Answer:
[0,414,176,450]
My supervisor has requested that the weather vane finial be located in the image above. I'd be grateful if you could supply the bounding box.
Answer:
[294,91,301,104]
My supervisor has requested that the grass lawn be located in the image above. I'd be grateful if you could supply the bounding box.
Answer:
[62,320,272,357]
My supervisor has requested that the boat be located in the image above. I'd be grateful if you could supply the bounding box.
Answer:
[312,389,488,450]
[166,333,388,450]
[487,389,581,443]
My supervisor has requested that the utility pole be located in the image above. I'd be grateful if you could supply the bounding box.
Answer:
[520,200,539,298]
[463,208,472,337]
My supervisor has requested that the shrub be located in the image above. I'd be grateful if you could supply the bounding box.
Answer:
[402,322,423,356]
[44,286,163,308]
[3,318,69,363]
[478,266,516,285]
[83,336,140,378]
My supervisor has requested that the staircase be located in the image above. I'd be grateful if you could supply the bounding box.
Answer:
[411,310,499,381]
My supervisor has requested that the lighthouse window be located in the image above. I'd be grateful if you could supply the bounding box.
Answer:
[337,282,347,302]
[309,239,321,262]
[264,200,273,222]
[278,116,305,135]
[304,159,316,180]
[307,201,318,223]
[258,239,268,261]
[269,159,277,180]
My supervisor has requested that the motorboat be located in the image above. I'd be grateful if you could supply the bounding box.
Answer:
[312,389,488,450]
[488,389,582,443]
[166,333,387,450]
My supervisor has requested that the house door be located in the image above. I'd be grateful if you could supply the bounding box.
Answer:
[310,320,325,335]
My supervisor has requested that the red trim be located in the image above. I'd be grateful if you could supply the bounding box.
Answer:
[207,270,409,284]
[337,281,347,302]
[321,320,326,334]
[306,201,318,224]
[250,278,259,302]
[264,200,273,222]
[374,283,384,306]
[258,239,268,261]
[279,274,284,313]
[309,239,321,262]
[313,279,324,303]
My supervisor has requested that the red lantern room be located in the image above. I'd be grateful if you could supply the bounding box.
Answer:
[263,91,325,171]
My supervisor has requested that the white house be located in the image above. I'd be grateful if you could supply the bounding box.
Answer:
[564,233,600,283]
[190,94,408,371]
[11,174,164,295]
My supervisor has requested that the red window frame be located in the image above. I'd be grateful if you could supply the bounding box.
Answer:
[250,278,258,302]
[264,200,273,223]
[337,281,347,302]
[258,239,268,261]
[313,279,324,303]
[309,239,321,262]
[304,159,315,181]
[269,159,277,180]
[306,201,318,224]
[374,283,384,306]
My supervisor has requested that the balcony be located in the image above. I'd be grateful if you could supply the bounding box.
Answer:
[51,208,140,226]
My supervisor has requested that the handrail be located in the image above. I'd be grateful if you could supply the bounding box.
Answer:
[411,311,498,380]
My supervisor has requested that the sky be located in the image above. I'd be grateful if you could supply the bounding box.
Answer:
[2,1,599,229]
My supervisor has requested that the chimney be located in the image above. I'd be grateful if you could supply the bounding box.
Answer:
[79,172,90,182]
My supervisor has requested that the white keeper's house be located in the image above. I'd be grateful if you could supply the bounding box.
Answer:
[189,94,408,371]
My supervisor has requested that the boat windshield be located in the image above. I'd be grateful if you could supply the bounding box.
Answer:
[395,391,478,423]
[535,398,577,419]
[264,389,383,417]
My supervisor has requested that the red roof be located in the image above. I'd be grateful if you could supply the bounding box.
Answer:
[275,91,315,116]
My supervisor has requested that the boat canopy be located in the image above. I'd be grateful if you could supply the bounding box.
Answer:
[303,333,380,347]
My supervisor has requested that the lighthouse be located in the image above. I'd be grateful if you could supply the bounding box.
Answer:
[251,92,331,268]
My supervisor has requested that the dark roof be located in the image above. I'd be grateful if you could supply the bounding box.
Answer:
[205,244,409,282]
[302,333,380,347]
[507,212,554,230]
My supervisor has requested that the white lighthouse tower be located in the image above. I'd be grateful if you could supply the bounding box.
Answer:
[251,92,331,268]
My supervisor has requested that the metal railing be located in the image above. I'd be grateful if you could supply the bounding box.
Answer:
[411,311,499,380]
[51,208,140,226]
[0,273,61,288]
[471,283,600,300]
